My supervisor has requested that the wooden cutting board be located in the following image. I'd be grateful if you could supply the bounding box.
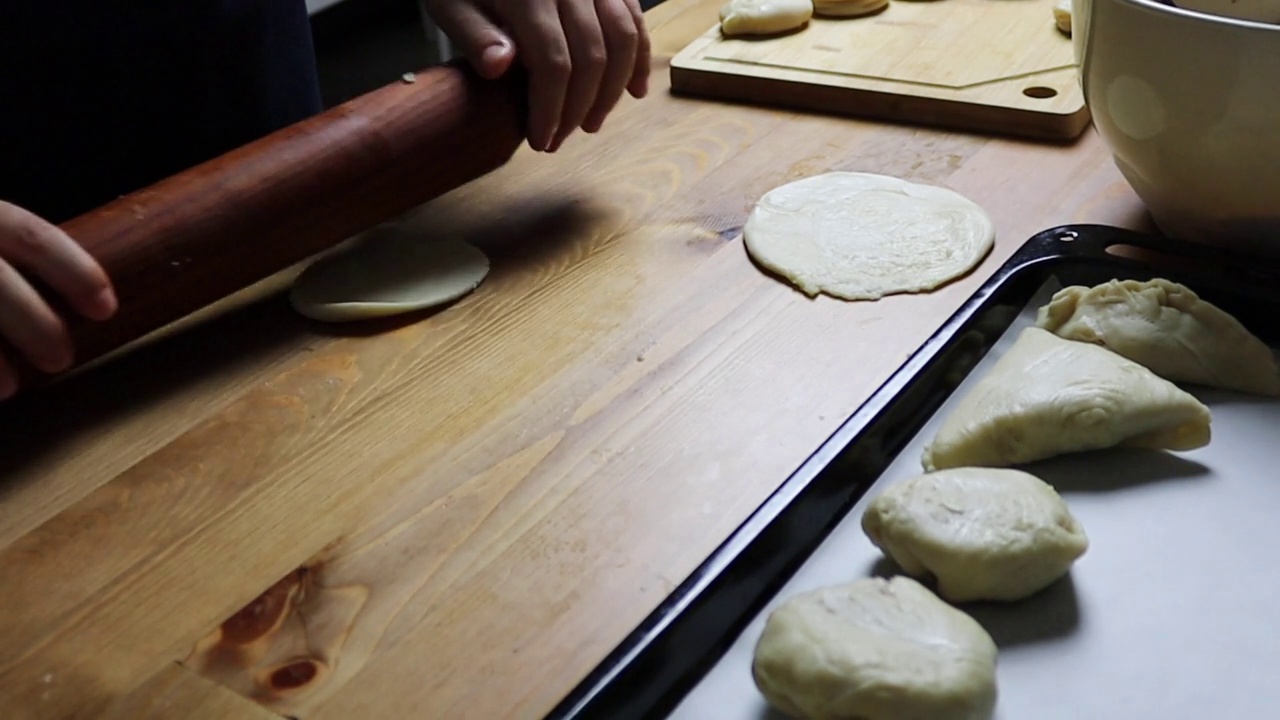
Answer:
[670,0,1089,141]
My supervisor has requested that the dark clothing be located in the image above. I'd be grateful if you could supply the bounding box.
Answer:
[0,1,323,223]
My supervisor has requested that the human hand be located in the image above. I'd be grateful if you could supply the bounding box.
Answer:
[424,0,651,153]
[0,201,117,399]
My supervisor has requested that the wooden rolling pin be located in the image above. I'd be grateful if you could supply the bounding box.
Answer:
[17,62,524,392]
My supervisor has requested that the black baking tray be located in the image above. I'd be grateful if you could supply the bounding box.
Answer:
[543,224,1280,720]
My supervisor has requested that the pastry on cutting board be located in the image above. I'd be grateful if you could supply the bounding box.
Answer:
[290,226,489,322]
[1053,0,1072,35]
[814,0,889,18]
[862,467,1089,602]
[743,172,995,301]
[720,0,814,36]
[1037,278,1280,397]
[922,327,1212,470]
[752,576,998,720]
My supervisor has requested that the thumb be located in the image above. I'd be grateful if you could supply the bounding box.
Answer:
[430,1,515,80]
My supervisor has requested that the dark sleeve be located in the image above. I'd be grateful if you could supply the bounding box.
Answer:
[0,0,324,223]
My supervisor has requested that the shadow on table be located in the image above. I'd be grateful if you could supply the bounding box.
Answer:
[867,557,1081,648]
[0,292,306,492]
[963,573,1082,649]
[0,193,605,490]
[314,194,614,338]
[1029,449,1211,494]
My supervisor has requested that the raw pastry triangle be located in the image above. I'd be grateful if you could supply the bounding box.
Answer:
[922,327,1211,471]
[1037,278,1280,397]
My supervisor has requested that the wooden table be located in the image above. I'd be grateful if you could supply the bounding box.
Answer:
[0,1,1150,717]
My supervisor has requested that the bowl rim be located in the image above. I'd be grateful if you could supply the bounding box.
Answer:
[1113,0,1280,31]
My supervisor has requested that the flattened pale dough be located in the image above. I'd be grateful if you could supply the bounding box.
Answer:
[1037,278,1280,397]
[753,576,998,720]
[923,327,1211,471]
[720,0,814,36]
[815,0,888,17]
[863,468,1089,602]
[1053,0,1071,35]
[290,227,489,322]
[744,172,994,300]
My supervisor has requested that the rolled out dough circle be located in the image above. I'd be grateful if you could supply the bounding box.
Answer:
[289,228,490,322]
[743,172,995,300]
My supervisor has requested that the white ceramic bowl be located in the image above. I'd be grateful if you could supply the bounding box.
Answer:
[1075,0,1280,253]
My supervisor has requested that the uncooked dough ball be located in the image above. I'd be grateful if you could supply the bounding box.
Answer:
[290,227,489,322]
[720,0,814,36]
[743,172,994,301]
[1053,0,1071,35]
[862,468,1089,602]
[1037,278,1280,397]
[815,0,888,17]
[752,576,998,720]
[922,327,1212,471]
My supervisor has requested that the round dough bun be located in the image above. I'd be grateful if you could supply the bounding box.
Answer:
[289,227,490,323]
[743,172,994,301]
[753,576,998,720]
[863,468,1089,602]
[720,0,814,36]
[815,0,888,17]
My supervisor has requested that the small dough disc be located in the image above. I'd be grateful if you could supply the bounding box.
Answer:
[1037,278,1280,397]
[289,227,489,322]
[815,0,888,17]
[1053,0,1071,35]
[744,172,995,300]
[922,327,1212,471]
[753,576,998,720]
[720,0,814,37]
[863,468,1089,602]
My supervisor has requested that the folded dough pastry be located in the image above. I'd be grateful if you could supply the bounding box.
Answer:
[753,577,998,720]
[1037,278,1280,397]
[720,0,814,36]
[863,468,1089,602]
[922,327,1211,470]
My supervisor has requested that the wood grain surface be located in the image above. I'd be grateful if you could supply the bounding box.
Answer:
[672,0,1091,140]
[0,0,1149,718]
[96,664,281,720]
